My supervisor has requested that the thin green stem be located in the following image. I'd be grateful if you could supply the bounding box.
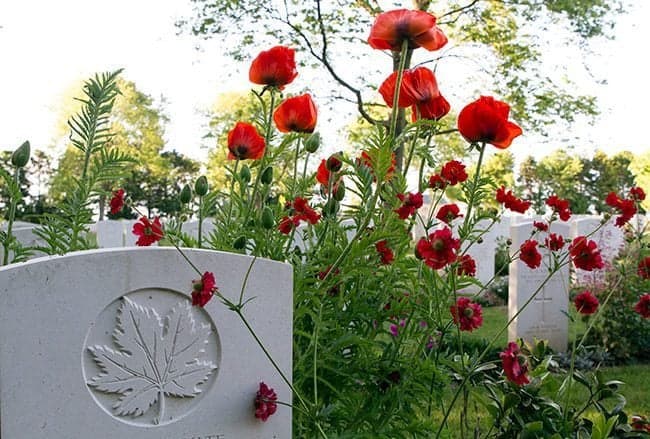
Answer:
[226,159,240,228]
[2,168,20,265]
[389,41,410,138]
[402,125,420,177]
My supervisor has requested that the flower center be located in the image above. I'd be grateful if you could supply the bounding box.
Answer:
[463,307,474,318]
[433,239,445,251]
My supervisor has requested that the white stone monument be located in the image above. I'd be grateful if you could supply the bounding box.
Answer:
[0,248,292,438]
[508,222,570,352]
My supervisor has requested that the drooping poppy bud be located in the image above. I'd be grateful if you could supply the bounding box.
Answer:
[179,184,192,204]
[304,132,321,153]
[194,176,209,197]
[261,166,274,185]
[11,140,30,168]
[261,207,275,229]
[239,164,252,183]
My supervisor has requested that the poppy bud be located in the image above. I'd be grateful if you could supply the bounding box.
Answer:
[233,236,247,250]
[194,176,209,196]
[326,154,343,172]
[304,132,321,153]
[261,166,274,185]
[323,199,339,217]
[261,207,275,229]
[239,165,251,183]
[11,141,30,168]
[179,184,192,204]
[333,181,346,201]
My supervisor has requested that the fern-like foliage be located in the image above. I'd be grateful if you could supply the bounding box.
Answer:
[0,167,33,264]
[35,70,134,254]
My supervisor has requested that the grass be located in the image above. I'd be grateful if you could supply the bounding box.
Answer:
[460,305,650,415]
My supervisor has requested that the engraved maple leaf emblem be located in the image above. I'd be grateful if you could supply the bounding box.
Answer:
[87,297,217,424]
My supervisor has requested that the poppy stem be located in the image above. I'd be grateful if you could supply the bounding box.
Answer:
[389,40,410,138]
[226,159,240,228]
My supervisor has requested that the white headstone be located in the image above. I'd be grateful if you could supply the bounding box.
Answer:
[463,218,510,292]
[508,222,570,352]
[0,248,292,438]
[95,220,127,248]
[182,219,216,242]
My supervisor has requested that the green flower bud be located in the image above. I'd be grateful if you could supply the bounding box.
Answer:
[239,165,251,183]
[233,236,247,250]
[11,141,30,168]
[304,132,321,153]
[179,184,192,204]
[261,207,275,229]
[323,199,339,217]
[333,180,346,201]
[261,166,274,185]
[194,175,209,196]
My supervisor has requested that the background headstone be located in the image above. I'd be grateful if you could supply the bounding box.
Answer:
[508,222,570,352]
[0,247,292,438]
[570,217,624,287]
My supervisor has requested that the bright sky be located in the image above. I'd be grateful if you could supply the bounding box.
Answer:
[0,1,649,163]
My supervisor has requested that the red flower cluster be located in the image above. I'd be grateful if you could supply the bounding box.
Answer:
[132,216,164,246]
[634,294,650,319]
[519,239,542,269]
[546,195,572,221]
[368,9,447,52]
[415,227,460,270]
[574,290,599,315]
[545,233,565,251]
[395,192,423,219]
[457,96,522,149]
[109,188,125,215]
[630,186,646,201]
[429,160,468,189]
[638,256,650,279]
[273,93,317,133]
[227,122,266,160]
[375,240,395,265]
[316,157,343,191]
[533,221,548,232]
[631,415,650,433]
[192,271,217,307]
[254,382,278,421]
[457,254,477,277]
[436,203,462,224]
[278,197,321,234]
[318,265,342,296]
[569,236,604,271]
[450,297,483,331]
[249,46,297,89]
[500,342,530,386]
[379,67,450,121]
[496,186,530,214]
[605,191,638,227]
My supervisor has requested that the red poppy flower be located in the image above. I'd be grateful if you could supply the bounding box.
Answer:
[292,197,320,225]
[273,93,317,133]
[192,271,217,307]
[496,186,530,214]
[533,221,548,232]
[436,203,462,224]
[457,254,477,277]
[450,297,483,332]
[249,46,298,89]
[637,256,650,279]
[415,226,460,270]
[379,67,450,121]
[358,150,396,181]
[109,188,125,215]
[227,122,266,160]
[573,290,599,315]
[569,236,604,271]
[457,96,522,149]
[132,216,164,246]
[545,233,565,251]
[500,342,530,386]
[605,191,637,227]
[546,195,572,221]
[278,216,295,235]
[519,239,542,269]
[440,160,468,185]
[254,382,278,421]
[630,186,646,201]
[634,293,650,319]
[368,9,447,52]
[375,240,395,265]
[395,192,424,219]
[316,159,331,186]
[428,174,447,189]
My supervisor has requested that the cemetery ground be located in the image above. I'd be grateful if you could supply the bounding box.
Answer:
[462,306,650,415]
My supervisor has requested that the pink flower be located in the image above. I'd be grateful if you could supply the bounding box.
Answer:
[500,342,530,386]
[574,290,599,315]
[450,297,483,332]
[254,382,278,421]
[132,216,164,246]
[191,272,217,307]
